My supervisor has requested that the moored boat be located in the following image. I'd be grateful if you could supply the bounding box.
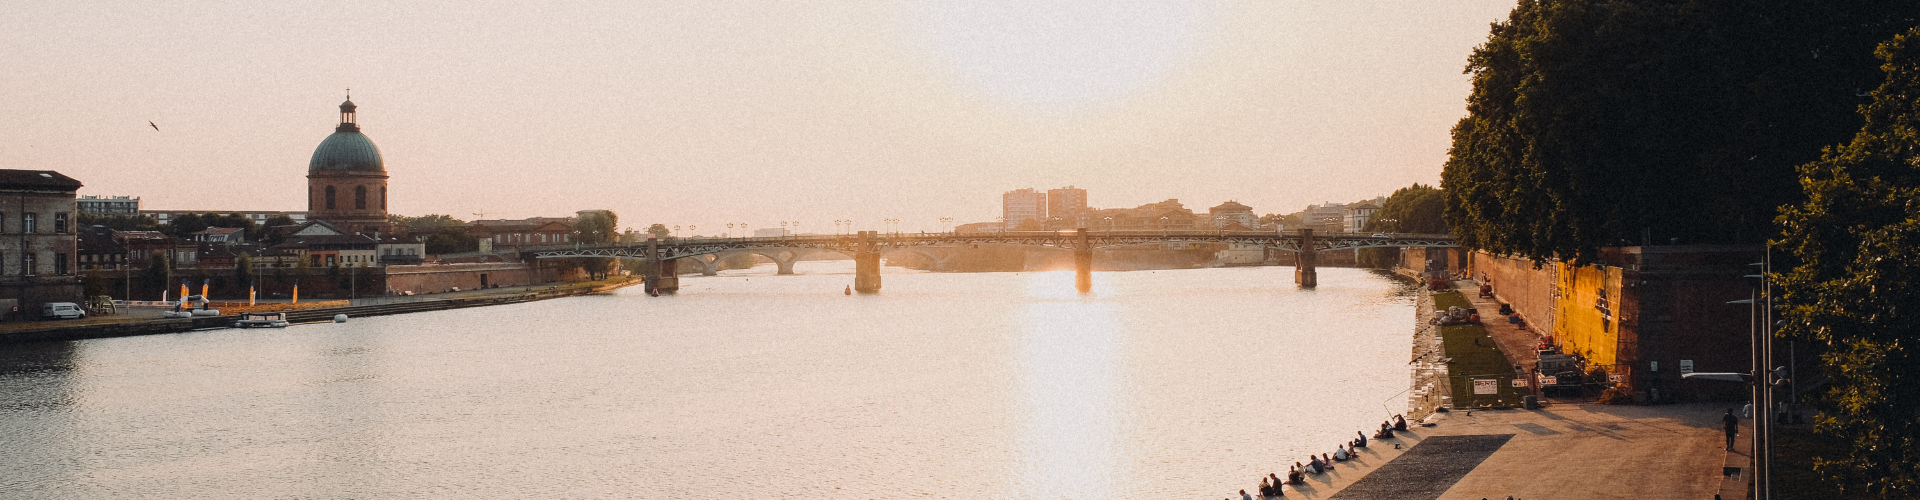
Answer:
[233,312,290,328]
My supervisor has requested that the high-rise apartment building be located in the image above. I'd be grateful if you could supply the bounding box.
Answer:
[1046,186,1088,226]
[1002,188,1047,229]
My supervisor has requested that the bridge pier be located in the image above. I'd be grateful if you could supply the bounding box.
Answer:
[698,256,718,276]
[775,258,796,275]
[1075,228,1092,293]
[1295,229,1317,288]
[644,237,679,294]
[854,231,881,293]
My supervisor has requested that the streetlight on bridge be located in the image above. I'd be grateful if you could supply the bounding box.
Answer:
[996,216,1006,234]
[939,217,953,234]
[673,225,681,238]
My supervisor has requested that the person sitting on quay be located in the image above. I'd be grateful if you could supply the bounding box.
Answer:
[1270,473,1287,495]
[1241,488,1253,500]
[1333,445,1351,462]
[1259,478,1273,499]
[1355,430,1368,448]
[1321,453,1334,468]
[1307,455,1325,474]
[1376,421,1394,439]
[1289,464,1304,484]
[1393,414,1409,431]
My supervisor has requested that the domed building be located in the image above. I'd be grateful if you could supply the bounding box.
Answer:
[308,96,390,234]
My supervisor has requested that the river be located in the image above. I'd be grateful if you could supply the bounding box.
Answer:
[1,262,1415,499]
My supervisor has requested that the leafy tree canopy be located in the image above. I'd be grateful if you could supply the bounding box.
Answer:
[647,223,670,239]
[1778,26,1920,496]
[575,210,619,244]
[1441,0,1919,264]
[1367,184,1447,234]
[77,213,160,232]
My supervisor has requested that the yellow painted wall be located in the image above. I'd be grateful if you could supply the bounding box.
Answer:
[1550,262,1624,367]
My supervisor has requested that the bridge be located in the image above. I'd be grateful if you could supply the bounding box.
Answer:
[524,229,1457,294]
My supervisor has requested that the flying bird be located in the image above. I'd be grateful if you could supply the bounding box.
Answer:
[148,121,159,131]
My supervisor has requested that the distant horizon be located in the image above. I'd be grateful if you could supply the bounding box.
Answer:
[9,1,1516,232]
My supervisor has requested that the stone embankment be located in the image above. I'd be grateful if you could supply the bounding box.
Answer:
[0,278,640,344]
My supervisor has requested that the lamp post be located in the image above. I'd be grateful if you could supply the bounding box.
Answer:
[1685,257,1779,500]
[1048,217,1061,232]
[939,217,953,234]
[996,216,1006,235]
[726,223,734,238]
[689,225,697,238]
[883,218,899,235]
[1104,216,1114,236]
[740,223,748,238]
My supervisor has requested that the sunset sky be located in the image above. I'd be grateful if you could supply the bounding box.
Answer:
[3,0,1514,234]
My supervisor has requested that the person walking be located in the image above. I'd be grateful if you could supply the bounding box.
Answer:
[1723,408,1740,450]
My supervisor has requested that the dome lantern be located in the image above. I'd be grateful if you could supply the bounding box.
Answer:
[337,90,359,133]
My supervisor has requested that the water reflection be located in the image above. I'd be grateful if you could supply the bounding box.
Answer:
[1019,272,1125,499]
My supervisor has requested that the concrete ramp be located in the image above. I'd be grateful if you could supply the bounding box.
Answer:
[1328,434,1514,500]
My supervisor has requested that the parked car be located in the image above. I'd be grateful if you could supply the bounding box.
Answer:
[42,302,86,320]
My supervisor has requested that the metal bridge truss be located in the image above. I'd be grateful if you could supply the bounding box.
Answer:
[526,231,1456,261]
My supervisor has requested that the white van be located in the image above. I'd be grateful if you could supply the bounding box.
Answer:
[42,302,85,320]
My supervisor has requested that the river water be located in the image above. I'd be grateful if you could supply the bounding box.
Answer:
[1,263,1415,499]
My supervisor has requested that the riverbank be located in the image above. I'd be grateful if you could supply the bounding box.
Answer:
[0,277,641,344]
[1283,275,1745,498]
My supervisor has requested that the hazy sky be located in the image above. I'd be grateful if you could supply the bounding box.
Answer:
[4,1,1513,234]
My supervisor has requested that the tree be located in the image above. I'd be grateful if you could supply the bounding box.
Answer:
[647,223,670,239]
[78,213,159,232]
[1367,184,1447,234]
[140,251,170,296]
[1441,0,1920,264]
[391,214,477,254]
[259,215,296,246]
[574,210,619,244]
[233,253,254,290]
[81,268,108,299]
[165,212,209,237]
[1359,184,1449,268]
[1778,27,1920,496]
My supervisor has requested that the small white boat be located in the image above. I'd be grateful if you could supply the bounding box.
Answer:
[233,312,290,328]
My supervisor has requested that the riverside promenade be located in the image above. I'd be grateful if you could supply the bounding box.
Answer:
[0,277,641,344]
[1263,278,1747,499]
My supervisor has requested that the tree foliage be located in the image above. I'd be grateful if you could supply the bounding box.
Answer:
[1441,0,1919,264]
[77,213,159,232]
[1778,27,1920,496]
[1367,184,1448,234]
[575,210,619,244]
[647,223,670,239]
[390,214,478,254]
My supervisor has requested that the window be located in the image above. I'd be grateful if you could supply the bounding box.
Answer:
[55,253,67,275]
[355,186,367,210]
[0,212,6,232]
[22,213,35,234]
[381,186,387,211]
[54,213,67,234]
[22,253,35,276]
[325,186,337,210]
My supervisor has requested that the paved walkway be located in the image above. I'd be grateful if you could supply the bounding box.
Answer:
[1280,403,1740,499]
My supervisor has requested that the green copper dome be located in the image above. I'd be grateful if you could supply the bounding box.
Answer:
[309,131,385,173]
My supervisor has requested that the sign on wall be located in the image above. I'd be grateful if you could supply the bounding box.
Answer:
[1474,378,1499,395]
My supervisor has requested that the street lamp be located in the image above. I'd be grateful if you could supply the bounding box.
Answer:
[726,223,734,238]
[1104,216,1114,235]
[740,223,748,238]
[1377,218,1399,235]
[996,216,1006,234]
[1048,217,1062,232]
[939,217,953,234]
[673,225,681,238]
